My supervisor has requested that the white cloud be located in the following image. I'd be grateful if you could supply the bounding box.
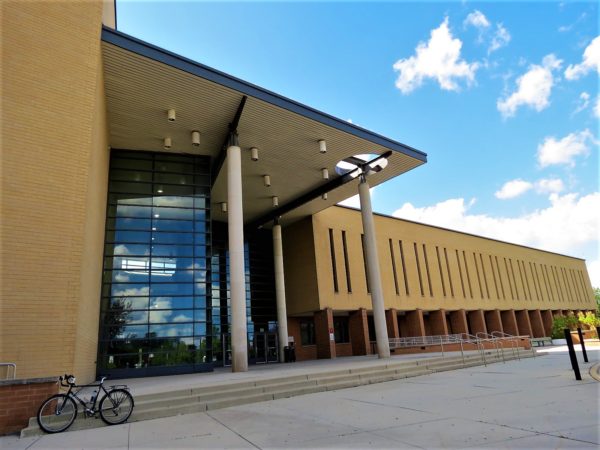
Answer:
[537,129,594,168]
[564,35,600,80]
[392,192,600,256]
[464,10,490,29]
[594,96,600,118]
[535,178,565,194]
[338,187,376,209]
[489,23,511,54]
[393,17,479,94]
[587,258,600,288]
[573,91,590,115]
[495,179,533,199]
[497,54,562,118]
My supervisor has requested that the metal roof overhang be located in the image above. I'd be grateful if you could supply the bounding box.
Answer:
[101,27,427,228]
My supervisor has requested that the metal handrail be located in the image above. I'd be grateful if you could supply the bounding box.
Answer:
[491,331,521,360]
[0,363,16,380]
[476,332,504,363]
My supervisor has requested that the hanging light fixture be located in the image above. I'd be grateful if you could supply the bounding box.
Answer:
[263,175,271,187]
[321,168,329,180]
[191,130,201,146]
[250,147,259,161]
[318,139,327,153]
[167,109,176,122]
[163,137,172,149]
[220,202,228,213]
[272,196,279,207]
[322,193,328,200]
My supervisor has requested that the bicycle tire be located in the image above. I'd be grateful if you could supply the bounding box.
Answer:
[99,388,134,425]
[37,394,77,433]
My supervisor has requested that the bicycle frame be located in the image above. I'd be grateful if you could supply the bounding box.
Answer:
[60,376,125,417]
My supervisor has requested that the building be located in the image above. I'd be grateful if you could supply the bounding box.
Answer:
[1,1,595,383]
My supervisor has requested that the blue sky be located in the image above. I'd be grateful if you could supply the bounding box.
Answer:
[115,1,599,285]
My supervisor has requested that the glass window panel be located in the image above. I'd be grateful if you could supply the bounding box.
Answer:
[194,297,207,309]
[111,158,153,171]
[108,194,153,206]
[153,195,194,208]
[151,245,194,258]
[114,325,148,339]
[194,210,206,222]
[110,296,148,310]
[150,283,193,296]
[194,323,207,335]
[194,283,207,295]
[154,173,195,185]
[149,324,193,338]
[109,218,152,231]
[193,259,207,270]
[153,184,195,197]
[122,310,149,325]
[194,234,207,245]
[108,205,152,218]
[110,169,152,183]
[149,309,194,324]
[152,219,194,232]
[110,283,150,298]
[105,243,150,257]
[107,230,150,244]
[194,270,207,282]
[195,309,206,322]
[106,270,149,284]
[193,197,206,209]
[151,232,193,245]
[109,181,153,195]
[151,269,193,283]
[154,160,194,173]
[153,207,193,221]
[148,296,194,309]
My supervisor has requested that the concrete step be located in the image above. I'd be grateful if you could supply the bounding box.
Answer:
[20,350,543,437]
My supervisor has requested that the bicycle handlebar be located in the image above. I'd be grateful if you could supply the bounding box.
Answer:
[59,374,108,387]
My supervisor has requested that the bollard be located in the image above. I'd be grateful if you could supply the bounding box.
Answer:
[577,328,588,363]
[596,326,600,342]
[564,329,581,381]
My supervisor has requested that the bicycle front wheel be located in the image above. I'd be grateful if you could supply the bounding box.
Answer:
[37,394,77,433]
[99,389,134,425]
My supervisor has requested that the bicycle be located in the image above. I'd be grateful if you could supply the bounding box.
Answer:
[36,374,134,433]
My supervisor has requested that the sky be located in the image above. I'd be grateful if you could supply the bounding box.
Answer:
[115,0,599,286]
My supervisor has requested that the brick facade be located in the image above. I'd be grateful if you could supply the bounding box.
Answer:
[0,378,58,435]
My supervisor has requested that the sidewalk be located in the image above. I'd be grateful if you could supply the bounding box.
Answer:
[2,346,598,449]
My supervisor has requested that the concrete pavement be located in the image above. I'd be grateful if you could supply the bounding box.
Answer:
[2,346,598,449]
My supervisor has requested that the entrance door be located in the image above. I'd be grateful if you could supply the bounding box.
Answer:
[221,333,232,367]
[255,332,278,364]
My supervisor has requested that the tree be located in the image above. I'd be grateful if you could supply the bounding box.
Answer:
[595,287,600,314]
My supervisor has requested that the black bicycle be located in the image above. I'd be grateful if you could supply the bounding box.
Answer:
[37,374,134,433]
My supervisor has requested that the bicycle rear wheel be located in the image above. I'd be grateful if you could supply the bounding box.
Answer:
[37,394,77,433]
[99,389,134,425]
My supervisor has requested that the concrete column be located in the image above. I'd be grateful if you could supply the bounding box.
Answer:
[467,310,487,335]
[358,176,390,358]
[314,308,335,359]
[449,310,468,335]
[272,222,289,362]
[406,309,426,337]
[484,310,503,334]
[385,309,400,339]
[429,309,448,336]
[528,309,545,338]
[349,309,370,355]
[553,309,564,318]
[500,310,518,336]
[515,310,533,336]
[541,310,553,337]
[227,144,248,372]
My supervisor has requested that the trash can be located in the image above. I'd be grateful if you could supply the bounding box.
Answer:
[283,346,290,363]
[289,344,296,362]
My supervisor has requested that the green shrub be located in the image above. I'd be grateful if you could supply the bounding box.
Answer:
[578,311,600,329]
[551,315,579,339]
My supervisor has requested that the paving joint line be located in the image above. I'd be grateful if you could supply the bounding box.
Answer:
[206,410,262,449]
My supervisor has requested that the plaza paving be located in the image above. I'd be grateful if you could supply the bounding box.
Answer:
[2,346,598,449]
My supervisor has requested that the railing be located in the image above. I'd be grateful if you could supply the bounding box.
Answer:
[0,363,16,380]
[389,332,532,367]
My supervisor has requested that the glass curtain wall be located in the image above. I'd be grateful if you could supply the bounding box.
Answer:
[98,151,211,377]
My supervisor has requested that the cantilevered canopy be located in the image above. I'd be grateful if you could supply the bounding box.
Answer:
[101,28,427,228]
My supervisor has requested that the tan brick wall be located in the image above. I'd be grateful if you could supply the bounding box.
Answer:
[307,206,596,313]
[1,1,107,381]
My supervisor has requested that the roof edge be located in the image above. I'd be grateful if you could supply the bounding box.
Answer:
[101,27,427,163]
[333,205,587,262]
